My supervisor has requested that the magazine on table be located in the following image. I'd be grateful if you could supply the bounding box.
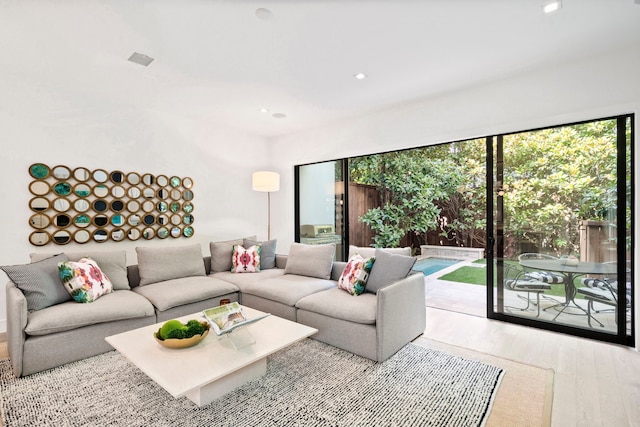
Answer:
[203,302,270,335]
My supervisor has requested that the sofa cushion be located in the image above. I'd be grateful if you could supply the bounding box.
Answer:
[136,244,205,286]
[2,253,71,311]
[244,238,277,269]
[30,251,129,290]
[296,287,377,325]
[284,242,335,280]
[338,255,376,296]
[239,274,336,306]
[209,236,256,272]
[210,269,285,291]
[366,249,416,294]
[348,245,411,260]
[58,257,113,303]
[132,276,239,312]
[232,245,261,273]
[24,290,154,336]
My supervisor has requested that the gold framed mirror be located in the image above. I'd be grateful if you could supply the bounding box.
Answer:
[52,198,71,212]
[29,231,51,246]
[74,199,90,213]
[157,201,168,213]
[111,214,126,227]
[142,227,155,240]
[142,200,155,213]
[93,214,109,227]
[73,229,91,244]
[127,228,141,241]
[93,185,109,197]
[74,183,91,197]
[73,214,91,228]
[127,187,141,198]
[29,163,50,179]
[126,200,140,212]
[73,167,91,182]
[183,214,194,225]
[183,177,193,189]
[170,189,181,200]
[92,169,108,183]
[53,182,72,196]
[157,175,169,187]
[157,214,169,226]
[157,188,168,199]
[111,229,126,242]
[110,171,124,184]
[93,229,108,243]
[143,214,155,226]
[183,202,193,213]
[170,214,182,225]
[52,165,71,180]
[170,227,181,238]
[29,213,50,229]
[170,176,181,188]
[54,214,71,228]
[183,226,194,238]
[29,197,50,212]
[142,173,154,186]
[142,187,155,199]
[183,189,194,201]
[29,180,50,196]
[110,200,125,212]
[111,186,125,198]
[157,227,169,239]
[128,214,141,226]
[127,172,141,185]
[52,230,71,245]
[93,200,108,213]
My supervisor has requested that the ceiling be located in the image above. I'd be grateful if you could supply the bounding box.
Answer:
[1,0,639,139]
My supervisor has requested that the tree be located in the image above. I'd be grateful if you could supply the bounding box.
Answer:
[349,149,464,248]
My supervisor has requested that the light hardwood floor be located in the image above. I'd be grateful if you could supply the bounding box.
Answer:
[424,307,640,427]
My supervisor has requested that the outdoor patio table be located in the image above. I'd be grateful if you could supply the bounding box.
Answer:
[518,259,617,320]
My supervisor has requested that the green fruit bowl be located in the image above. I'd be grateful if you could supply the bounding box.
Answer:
[154,329,209,349]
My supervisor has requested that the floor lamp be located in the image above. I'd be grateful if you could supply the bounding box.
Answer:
[252,171,280,240]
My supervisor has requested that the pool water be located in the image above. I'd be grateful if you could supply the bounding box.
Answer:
[413,257,461,276]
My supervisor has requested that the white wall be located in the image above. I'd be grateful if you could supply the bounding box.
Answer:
[268,43,640,347]
[0,105,270,333]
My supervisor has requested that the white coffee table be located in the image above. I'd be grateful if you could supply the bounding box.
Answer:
[105,306,317,407]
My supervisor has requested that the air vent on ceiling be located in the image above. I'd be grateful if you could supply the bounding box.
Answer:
[128,52,154,67]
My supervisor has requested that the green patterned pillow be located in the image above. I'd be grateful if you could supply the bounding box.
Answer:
[58,257,113,303]
[338,254,376,296]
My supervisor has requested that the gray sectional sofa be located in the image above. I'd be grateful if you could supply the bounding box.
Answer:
[4,241,426,377]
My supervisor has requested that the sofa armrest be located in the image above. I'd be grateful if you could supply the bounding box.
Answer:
[375,273,426,361]
[6,281,28,377]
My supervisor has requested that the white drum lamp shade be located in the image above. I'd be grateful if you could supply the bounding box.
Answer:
[252,171,280,192]
[252,171,280,239]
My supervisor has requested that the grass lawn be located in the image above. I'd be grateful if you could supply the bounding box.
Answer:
[437,261,570,298]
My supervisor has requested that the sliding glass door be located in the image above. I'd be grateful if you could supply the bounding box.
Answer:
[295,160,347,261]
[489,116,633,345]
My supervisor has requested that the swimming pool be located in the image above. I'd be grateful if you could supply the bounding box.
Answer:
[413,257,461,276]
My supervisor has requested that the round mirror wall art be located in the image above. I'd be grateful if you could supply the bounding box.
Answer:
[74,230,91,244]
[29,181,50,196]
[27,164,194,244]
[29,163,50,179]
[73,167,91,182]
[52,166,71,180]
[29,231,50,246]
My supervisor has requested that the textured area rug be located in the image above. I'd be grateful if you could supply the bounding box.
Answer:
[0,339,503,427]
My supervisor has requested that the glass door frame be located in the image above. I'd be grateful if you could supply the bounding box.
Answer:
[486,115,634,347]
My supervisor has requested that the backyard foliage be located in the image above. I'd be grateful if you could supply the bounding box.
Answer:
[349,118,627,255]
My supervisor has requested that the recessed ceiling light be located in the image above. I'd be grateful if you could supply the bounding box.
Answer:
[353,73,368,80]
[542,1,561,14]
[272,113,287,119]
[255,8,273,20]
[128,52,154,67]
[259,108,270,113]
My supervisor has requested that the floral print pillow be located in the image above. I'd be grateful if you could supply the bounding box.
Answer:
[338,254,376,296]
[58,257,113,303]
[231,245,262,273]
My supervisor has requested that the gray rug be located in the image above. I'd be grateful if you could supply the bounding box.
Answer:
[0,339,503,427]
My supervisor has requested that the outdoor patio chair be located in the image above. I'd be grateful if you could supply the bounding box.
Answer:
[577,269,631,328]
[503,262,552,317]
[518,253,565,284]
